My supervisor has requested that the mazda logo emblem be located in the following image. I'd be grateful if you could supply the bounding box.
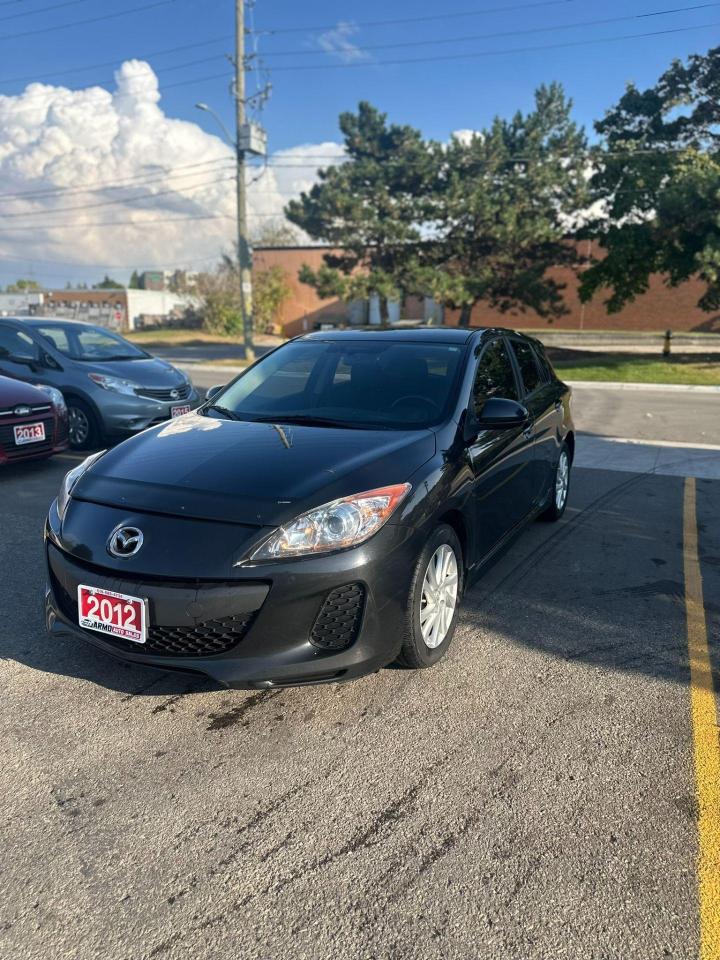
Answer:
[170,389,180,400]
[14,405,31,416]
[107,525,144,558]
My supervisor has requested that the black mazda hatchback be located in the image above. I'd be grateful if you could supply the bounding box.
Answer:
[45,328,574,689]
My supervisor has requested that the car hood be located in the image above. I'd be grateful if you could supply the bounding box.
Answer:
[77,356,186,387]
[73,411,436,526]
[0,374,51,406]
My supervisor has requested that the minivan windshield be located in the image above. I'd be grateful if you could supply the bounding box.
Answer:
[207,339,465,430]
[33,324,148,362]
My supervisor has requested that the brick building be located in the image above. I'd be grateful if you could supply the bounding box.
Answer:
[254,245,719,338]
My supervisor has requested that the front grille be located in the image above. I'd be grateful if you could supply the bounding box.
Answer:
[0,416,56,459]
[0,403,52,417]
[134,383,192,402]
[50,572,256,658]
[310,583,365,651]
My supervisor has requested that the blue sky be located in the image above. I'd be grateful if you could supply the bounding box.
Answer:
[2,0,717,150]
[0,0,716,287]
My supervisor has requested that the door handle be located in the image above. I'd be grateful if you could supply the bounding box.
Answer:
[554,400,563,411]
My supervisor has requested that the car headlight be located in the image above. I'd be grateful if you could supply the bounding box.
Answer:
[248,483,411,561]
[36,384,67,414]
[57,450,105,522]
[88,373,139,396]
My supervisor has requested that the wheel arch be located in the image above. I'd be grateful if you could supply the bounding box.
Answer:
[564,430,575,464]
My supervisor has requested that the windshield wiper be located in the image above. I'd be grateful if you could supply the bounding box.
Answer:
[250,414,375,429]
[204,403,243,421]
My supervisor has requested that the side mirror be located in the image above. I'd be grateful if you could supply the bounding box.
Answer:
[205,384,225,401]
[475,397,530,430]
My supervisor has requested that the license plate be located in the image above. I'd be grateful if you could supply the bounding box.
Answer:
[77,585,146,645]
[14,422,45,445]
[171,405,191,418]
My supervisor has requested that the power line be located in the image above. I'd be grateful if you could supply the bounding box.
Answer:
[0,158,233,201]
[257,0,578,34]
[0,214,234,231]
[0,0,92,23]
[267,21,720,70]
[1,35,228,84]
[0,0,177,42]
[260,2,720,57]
[1,174,235,217]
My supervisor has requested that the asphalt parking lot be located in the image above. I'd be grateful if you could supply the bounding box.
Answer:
[1,385,719,959]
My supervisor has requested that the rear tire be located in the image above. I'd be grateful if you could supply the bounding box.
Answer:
[395,524,464,670]
[539,442,571,522]
[67,398,100,450]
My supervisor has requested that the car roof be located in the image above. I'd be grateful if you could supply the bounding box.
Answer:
[300,327,478,344]
[9,317,94,328]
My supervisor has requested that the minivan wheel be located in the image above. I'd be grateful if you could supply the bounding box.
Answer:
[539,443,571,522]
[395,524,464,670]
[67,399,100,450]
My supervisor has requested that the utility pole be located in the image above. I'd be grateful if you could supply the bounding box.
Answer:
[235,0,255,362]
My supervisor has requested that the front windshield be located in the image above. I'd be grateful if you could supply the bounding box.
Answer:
[34,324,147,362]
[206,339,465,430]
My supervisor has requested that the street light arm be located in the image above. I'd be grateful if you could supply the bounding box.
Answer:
[195,102,236,152]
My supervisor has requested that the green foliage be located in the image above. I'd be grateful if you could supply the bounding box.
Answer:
[195,260,243,336]
[420,83,588,324]
[129,270,142,289]
[580,46,720,313]
[286,101,435,321]
[253,266,291,334]
[286,91,588,323]
[93,275,124,290]
[4,278,42,292]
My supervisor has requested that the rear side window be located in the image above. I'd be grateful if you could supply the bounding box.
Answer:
[510,340,542,395]
[472,339,518,416]
[533,344,555,382]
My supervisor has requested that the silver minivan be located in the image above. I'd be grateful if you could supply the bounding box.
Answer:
[0,317,200,449]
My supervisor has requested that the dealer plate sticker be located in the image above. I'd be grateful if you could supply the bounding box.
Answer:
[14,422,45,445]
[77,585,147,644]
[171,405,191,418]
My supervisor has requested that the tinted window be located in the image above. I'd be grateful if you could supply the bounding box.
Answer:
[212,339,464,430]
[0,326,38,360]
[472,339,518,416]
[533,344,554,382]
[510,340,542,394]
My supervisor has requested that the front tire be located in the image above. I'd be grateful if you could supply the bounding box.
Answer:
[67,398,100,450]
[540,442,571,521]
[395,524,464,670]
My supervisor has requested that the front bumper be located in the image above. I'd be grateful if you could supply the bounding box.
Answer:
[94,389,201,438]
[45,523,421,689]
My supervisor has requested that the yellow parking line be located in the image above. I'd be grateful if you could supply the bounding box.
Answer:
[684,477,720,960]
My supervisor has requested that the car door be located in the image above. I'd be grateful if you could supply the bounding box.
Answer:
[466,337,537,560]
[507,337,561,506]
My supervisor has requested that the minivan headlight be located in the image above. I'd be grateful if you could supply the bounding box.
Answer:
[247,483,411,561]
[57,450,105,521]
[88,373,139,396]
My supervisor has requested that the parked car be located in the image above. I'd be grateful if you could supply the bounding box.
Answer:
[0,374,68,466]
[45,327,574,689]
[0,317,200,449]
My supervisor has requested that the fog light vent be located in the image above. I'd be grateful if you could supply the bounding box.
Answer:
[310,583,365,651]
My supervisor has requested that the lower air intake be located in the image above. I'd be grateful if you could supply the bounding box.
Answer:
[310,583,365,651]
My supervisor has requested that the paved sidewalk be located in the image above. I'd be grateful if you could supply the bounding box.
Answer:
[575,433,720,480]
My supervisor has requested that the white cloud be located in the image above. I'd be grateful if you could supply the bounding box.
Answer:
[317,21,371,64]
[0,62,344,283]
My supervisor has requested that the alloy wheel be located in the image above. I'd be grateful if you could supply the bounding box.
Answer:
[555,449,569,510]
[68,406,90,447]
[420,543,459,649]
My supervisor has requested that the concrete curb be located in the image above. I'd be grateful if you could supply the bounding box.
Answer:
[565,379,720,395]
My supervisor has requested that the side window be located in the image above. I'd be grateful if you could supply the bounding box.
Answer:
[533,344,555,382]
[0,326,38,360]
[472,339,518,417]
[510,340,542,395]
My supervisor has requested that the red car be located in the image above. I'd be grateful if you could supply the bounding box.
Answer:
[0,375,69,465]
